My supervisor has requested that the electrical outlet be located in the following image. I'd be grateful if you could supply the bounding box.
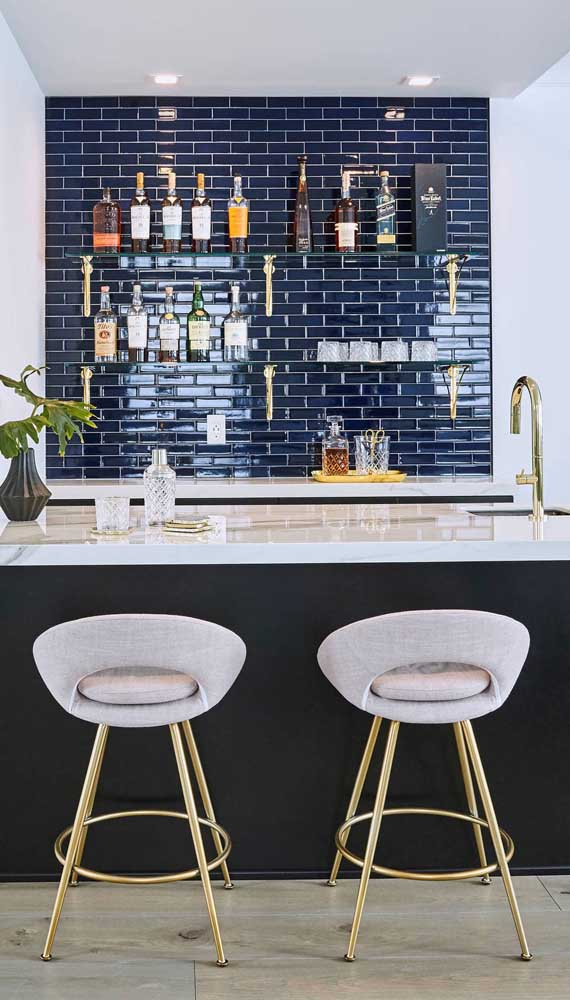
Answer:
[207,413,226,445]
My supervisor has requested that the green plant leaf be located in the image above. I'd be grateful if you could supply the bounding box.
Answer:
[0,415,46,459]
[0,366,96,460]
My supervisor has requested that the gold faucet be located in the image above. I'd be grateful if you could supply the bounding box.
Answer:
[510,376,544,521]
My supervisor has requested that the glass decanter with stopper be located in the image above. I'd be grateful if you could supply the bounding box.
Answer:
[144,448,176,526]
[322,416,349,476]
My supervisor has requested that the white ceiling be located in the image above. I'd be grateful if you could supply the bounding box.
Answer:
[2,0,570,98]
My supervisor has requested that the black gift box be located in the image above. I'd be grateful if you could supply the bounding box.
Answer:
[411,164,448,252]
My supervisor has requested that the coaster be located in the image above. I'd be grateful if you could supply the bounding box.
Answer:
[90,527,134,536]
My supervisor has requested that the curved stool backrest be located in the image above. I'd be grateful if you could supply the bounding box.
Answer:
[33,614,246,728]
[318,609,530,724]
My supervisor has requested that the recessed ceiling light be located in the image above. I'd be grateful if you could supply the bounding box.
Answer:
[154,73,180,86]
[405,75,439,87]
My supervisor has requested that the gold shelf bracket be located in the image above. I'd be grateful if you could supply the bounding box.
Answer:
[80,366,93,406]
[263,364,277,421]
[441,363,470,422]
[80,255,94,317]
[263,254,276,317]
[442,253,468,316]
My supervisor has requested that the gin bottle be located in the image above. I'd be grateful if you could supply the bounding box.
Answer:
[144,448,176,526]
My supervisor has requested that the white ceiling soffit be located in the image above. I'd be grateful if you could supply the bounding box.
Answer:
[1,0,570,98]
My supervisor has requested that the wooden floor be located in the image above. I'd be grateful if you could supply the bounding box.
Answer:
[1,877,569,998]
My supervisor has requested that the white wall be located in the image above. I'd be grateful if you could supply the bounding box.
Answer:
[0,12,44,481]
[491,63,570,503]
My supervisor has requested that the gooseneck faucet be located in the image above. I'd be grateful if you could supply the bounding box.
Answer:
[510,376,544,521]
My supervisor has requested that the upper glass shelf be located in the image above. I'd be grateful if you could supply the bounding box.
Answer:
[62,246,478,265]
[62,358,487,372]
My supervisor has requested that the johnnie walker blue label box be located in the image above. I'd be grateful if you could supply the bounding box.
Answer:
[411,164,448,252]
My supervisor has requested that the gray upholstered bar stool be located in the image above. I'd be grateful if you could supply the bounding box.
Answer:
[33,613,246,966]
[318,609,532,962]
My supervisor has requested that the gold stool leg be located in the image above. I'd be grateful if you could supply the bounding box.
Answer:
[170,723,228,967]
[453,722,491,884]
[345,720,400,962]
[41,724,109,961]
[181,720,233,889]
[461,720,532,961]
[328,716,382,886]
[70,726,109,886]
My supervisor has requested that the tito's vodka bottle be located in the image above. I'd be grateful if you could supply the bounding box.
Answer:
[127,283,148,362]
[130,172,152,253]
[162,171,183,253]
[93,187,121,252]
[376,170,396,249]
[294,155,314,252]
[191,173,212,252]
[223,283,249,361]
[94,286,118,361]
[334,172,358,252]
[159,286,180,363]
[227,175,249,252]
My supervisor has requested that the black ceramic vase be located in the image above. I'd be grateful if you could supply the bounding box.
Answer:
[0,449,51,521]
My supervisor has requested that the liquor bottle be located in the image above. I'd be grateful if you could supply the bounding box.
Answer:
[191,173,212,253]
[94,286,118,361]
[376,170,396,249]
[126,282,148,362]
[334,172,358,252]
[227,175,249,252]
[294,155,314,252]
[130,172,152,253]
[93,188,121,252]
[159,286,180,363]
[162,171,183,253]
[322,416,349,476]
[187,281,211,362]
[223,283,249,361]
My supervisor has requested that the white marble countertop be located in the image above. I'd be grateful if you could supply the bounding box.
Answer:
[47,476,515,501]
[2,502,570,566]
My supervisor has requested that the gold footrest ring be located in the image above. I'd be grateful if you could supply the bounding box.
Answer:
[335,807,514,882]
[54,809,231,885]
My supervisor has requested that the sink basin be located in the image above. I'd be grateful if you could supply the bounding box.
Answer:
[467,508,570,517]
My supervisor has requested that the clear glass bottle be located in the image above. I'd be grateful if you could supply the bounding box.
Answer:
[159,285,180,363]
[294,155,314,252]
[93,187,121,252]
[130,172,152,253]
[94,285,118,361]
[376,170,396,249]
[191,172,212,252]
[322,416,349,476]
[162,171,183,253]
[223,283,249,361]
[187,281,211,362]
[144,448,176,526]
[227,175,249,252]
[127,282,148,362]
[334,172,358,252]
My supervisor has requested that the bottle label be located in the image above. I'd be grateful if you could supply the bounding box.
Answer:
[160,318,180,346]
[188,320,211,346]
[296,236,312,252]
[192,204,211,240]
[377,198,395,222]
[162,204,182,239]
[131,204,151,239]
[93,232,120,249]
[335,222,357,248]
[228,205,248,238]
[224,320,248,347]
[420,186,442,217]
[94,319,117,357]
[127,313,148,348]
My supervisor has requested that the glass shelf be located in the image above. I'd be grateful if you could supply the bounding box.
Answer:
[62,246,478,265]
[62,359,486,372]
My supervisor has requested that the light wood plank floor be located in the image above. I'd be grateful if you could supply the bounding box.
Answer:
[1,877,569,998]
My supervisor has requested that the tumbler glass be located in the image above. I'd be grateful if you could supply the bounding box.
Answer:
[350,341,379,362]
[381,339,409,362]
[95,496,130,533]
[354,434,390,474]
[411,339,438,361]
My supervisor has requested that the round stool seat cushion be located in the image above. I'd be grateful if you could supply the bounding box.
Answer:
[78,666,198,706]
[371,661,490,702]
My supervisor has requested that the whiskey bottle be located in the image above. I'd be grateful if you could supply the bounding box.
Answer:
[322,416,349,476]
[294,155,314,252]
[93,188,121,252]
[159,286,180,363]
[187,281,211,362]
[334,172,358,252]
[94,286,118,361]
[162,171,183,253]
[227,175,249,252]
[376,170,396,249]
[127,282,148,362]
[191,173,212,253]
[223,283,249,361]
[130,172,152,253]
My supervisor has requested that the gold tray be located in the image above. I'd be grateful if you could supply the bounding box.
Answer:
[311,470,407,484]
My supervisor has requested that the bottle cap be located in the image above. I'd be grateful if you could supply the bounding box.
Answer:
[103,187,111,199]
[136,171,144,188]
[380,170,389,177]
[151,448,169,466]
[101,285,110,292]
[133,282,141,291]
[168,171,176,188]
[197,172,205,188]
[165,285,174,295]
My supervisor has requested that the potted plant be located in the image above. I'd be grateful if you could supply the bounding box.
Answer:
[0,365,95,521]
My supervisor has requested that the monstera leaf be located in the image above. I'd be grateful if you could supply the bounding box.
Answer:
[0,365,96,459]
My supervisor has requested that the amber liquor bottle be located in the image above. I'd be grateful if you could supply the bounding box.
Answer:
[191,173,212,252]
[294,155,314,252]
[130,172,152,253]
[334,172,358,252]
[94,286,118,361]
[227,175,249,252]
[162,171,183,253]
[93,188,121,252]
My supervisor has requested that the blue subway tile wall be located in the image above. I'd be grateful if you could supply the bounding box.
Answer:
[45,96,491,479]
